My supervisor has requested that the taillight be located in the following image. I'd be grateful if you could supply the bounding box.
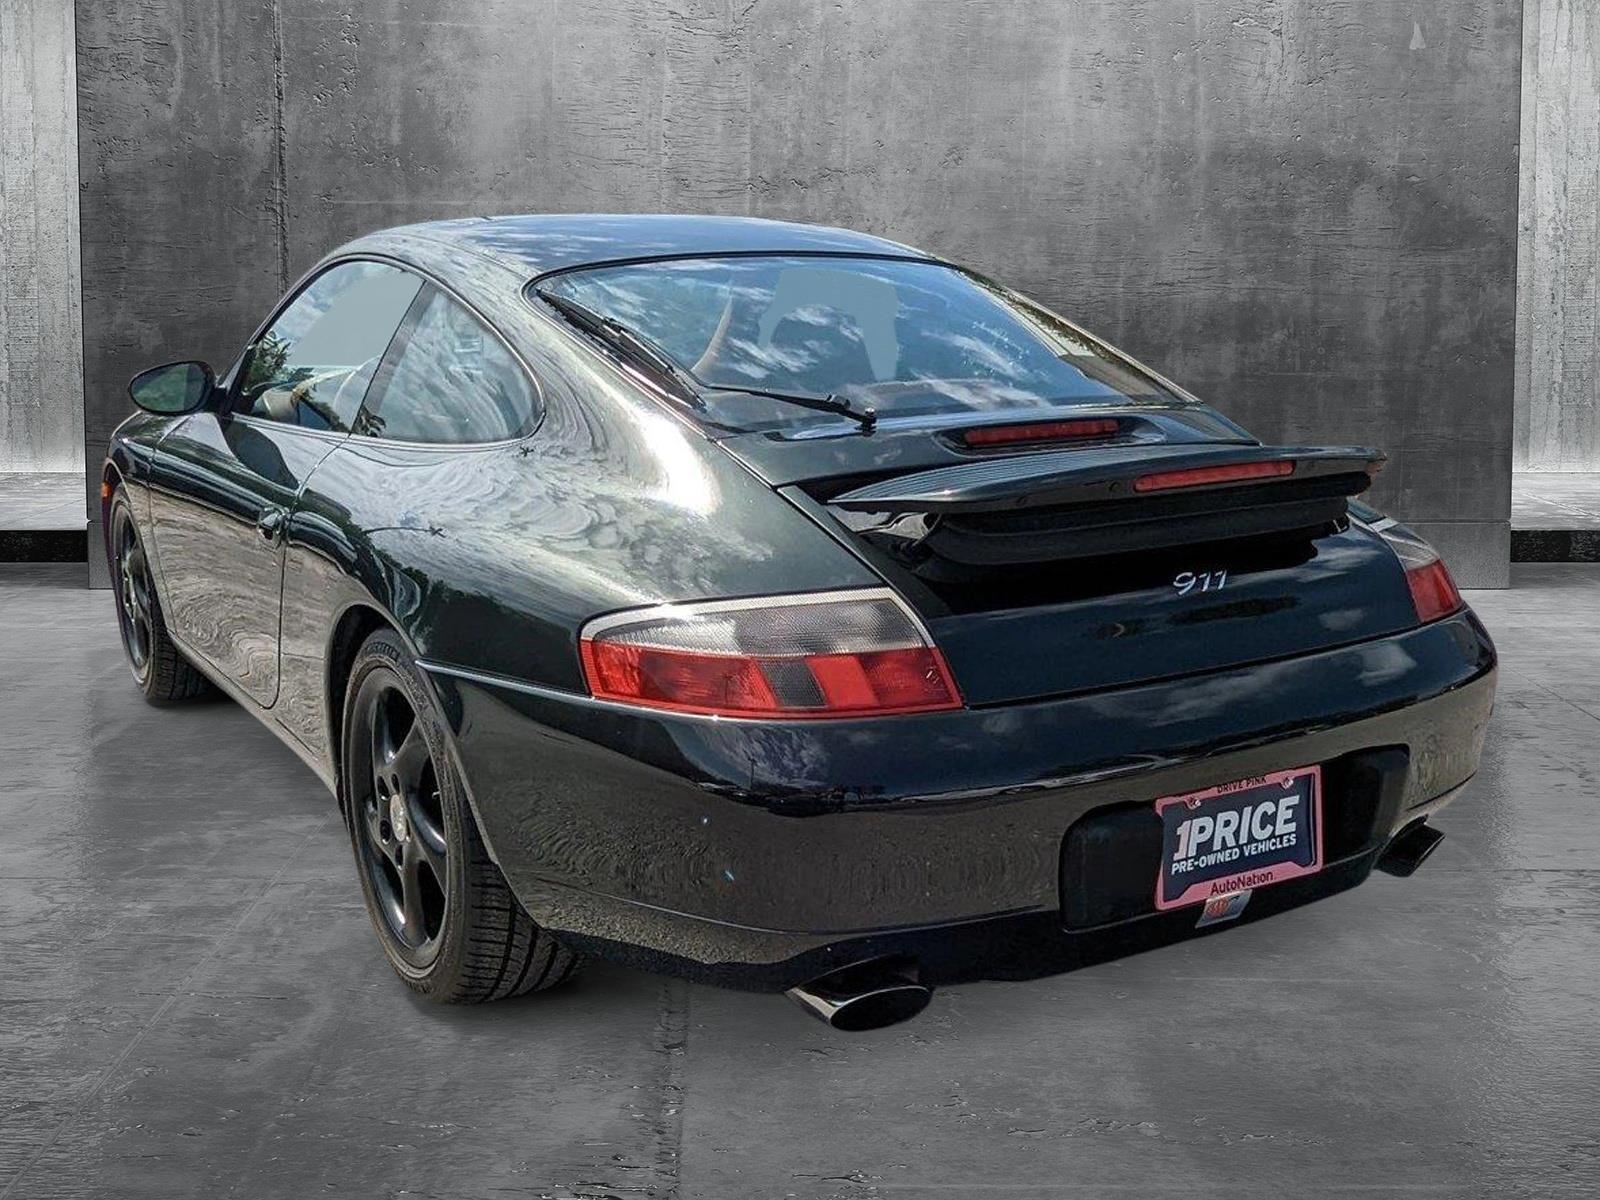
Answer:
[1405,559,1462,624]
[578,589,963,718]
[1372,523,1463,624]
[961,418,1120,447]
[1133,460,1295,492]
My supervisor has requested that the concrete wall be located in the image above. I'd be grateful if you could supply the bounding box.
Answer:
[1,0,83,474]
[77,0,1522,585]
[1516,0,1598,473]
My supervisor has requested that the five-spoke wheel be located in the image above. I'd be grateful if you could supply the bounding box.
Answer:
[115,508,155,680]
[355,684,451,962]
[108,493,209,703]
[341,628,580,1001]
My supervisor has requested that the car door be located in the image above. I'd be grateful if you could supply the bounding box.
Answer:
[148,259,422,705]
[269,279,545,754]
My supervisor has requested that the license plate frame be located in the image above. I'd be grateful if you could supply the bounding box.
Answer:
[1153,766,1323,911]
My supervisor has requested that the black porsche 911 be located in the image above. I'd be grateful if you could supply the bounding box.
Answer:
[105,215,1495,1030]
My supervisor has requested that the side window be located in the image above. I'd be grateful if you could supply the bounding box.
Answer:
[237,261,423,432]
[354,287,537,444]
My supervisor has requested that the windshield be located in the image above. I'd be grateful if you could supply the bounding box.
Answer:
[533,256,1183,431]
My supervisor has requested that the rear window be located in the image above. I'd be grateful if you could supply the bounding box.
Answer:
[534,255,1180,431]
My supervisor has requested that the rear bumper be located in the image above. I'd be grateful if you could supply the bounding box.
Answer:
[424,608,1496,988]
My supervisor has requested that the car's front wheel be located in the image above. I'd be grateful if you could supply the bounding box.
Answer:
[341,628,580,1002]
[109,492,210,704]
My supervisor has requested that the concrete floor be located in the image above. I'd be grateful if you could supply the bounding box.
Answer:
[1513,472,1600,530]
[2,564,1597,1199]
[0,473,85,531]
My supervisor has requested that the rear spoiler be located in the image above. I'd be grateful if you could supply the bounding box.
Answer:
[829,444,1383,515]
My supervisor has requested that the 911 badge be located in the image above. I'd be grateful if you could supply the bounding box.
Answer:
[1153,766,1323,911]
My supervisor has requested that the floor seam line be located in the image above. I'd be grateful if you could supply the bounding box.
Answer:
[1500,665,1600,724]
[646,976,689,1200]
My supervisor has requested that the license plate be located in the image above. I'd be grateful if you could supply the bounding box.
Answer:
[1154,766,1322,911]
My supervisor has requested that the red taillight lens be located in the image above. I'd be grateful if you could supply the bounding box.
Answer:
[1370,521,1464,624]
[582,644,780,712]
[961,418,1120,447]
[1404,559,1463,624]
[578,590,963,718]
[1133,460,1295,493]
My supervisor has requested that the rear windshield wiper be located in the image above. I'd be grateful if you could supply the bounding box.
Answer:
[538,291,703,409]
[539,290,877,432]
[706,383,878,432]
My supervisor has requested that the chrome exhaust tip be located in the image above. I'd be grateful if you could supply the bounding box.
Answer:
[786,957,932,1032]
[1376,821,1445,878]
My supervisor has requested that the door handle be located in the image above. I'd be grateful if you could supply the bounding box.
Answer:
[256,507,287,544]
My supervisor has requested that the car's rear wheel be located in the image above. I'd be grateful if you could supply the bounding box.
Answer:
[342,628,580,1002]
[110,492,210,704]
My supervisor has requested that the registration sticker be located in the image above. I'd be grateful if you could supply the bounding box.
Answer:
[1154,766,1322,911]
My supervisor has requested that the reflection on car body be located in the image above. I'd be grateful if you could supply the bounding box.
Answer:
[103,215,1495,1029]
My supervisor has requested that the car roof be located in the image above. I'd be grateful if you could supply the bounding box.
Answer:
[334,213,937,282]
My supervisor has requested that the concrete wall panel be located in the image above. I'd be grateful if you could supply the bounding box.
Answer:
[1,0,83,473]
[78,0,1521,584]
[1515,0,1600,473]
[75,0,280,582]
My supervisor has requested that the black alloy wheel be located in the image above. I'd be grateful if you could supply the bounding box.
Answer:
[341,628,580,1002]
[109,494,209,703]
[114,508,154,681]
[353,679,451,964]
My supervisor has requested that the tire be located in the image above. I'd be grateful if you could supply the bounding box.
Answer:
[341,627,580,1002]
[109,491,211,704]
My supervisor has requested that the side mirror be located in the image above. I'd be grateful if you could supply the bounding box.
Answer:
[128,360,216,415]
